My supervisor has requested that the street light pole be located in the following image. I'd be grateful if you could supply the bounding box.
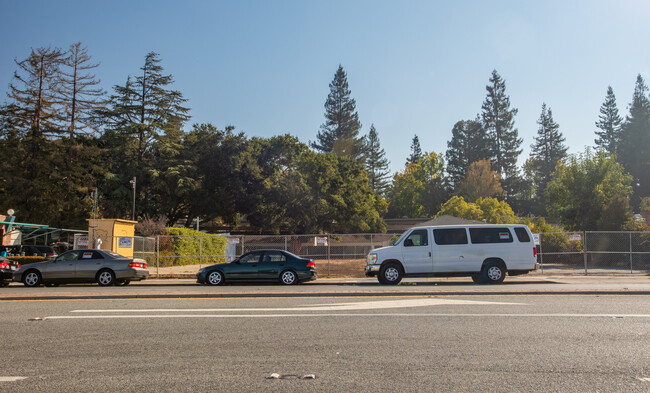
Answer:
[129,177,136,221]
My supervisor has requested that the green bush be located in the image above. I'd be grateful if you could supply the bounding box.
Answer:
[161,228,228,266]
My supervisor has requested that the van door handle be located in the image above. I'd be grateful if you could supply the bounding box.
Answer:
[429,252,431,257]
[459,255,464,259]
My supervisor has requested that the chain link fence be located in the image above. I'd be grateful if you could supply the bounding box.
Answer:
[72,232,650,277]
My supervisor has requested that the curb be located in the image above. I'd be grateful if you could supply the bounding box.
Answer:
[3,289,650,301]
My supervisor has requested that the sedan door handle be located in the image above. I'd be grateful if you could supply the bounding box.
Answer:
[279,263,285,266]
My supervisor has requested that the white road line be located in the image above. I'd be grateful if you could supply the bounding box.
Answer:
[43,313,650,320]
[0,377,27,382]
[70,298,520,313]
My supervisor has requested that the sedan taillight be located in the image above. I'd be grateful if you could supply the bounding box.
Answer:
[129,261,147,269]
[0,262,8,269]
[306,261,315,268]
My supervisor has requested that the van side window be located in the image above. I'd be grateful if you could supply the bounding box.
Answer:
[433,228,468,245]
[404,229,428,247]
[514,228,531,243]
[469,228,513,244]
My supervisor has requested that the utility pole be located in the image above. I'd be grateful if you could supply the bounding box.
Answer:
[129,177,136,221]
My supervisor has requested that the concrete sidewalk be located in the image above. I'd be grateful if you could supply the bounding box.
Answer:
[1,274,649,300]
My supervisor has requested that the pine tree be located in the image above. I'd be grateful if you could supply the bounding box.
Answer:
[99,52,190,218]
[60,42,106,163]
[481,70,522,195]
[528,104,567,211]
[406,135,422,165]
[618,74,650,205]
[594,86,622,156]
[445,117,490,188]
[365,124,391,196]
[6,47,65,178]
[312,65,365,160]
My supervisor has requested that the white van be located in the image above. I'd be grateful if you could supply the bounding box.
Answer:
[365,224,538,284]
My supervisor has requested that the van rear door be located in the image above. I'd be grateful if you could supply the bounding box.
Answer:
[401,228,433,273]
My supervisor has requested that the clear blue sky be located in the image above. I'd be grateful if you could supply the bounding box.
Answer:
[2,0,649,173]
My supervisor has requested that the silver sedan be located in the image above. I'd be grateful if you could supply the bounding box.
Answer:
[12,249,149,287]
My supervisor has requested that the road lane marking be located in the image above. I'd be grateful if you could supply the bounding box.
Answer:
[42,313,650,320]
[0,377,27,382]
[70,298,520,313]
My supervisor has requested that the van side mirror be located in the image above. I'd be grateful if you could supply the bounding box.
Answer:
[404,239,414,247]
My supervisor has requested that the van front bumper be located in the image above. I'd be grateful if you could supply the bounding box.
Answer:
[365,264,380,277]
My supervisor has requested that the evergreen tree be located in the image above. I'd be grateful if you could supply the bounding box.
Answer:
[445,118,490,188]
[528,103,567,212]
[98,52,190,219]
[481,70,522,196]
[594,86,622,155]
[312,65,365,160]
[618,74,650,206]
[6,47,65,178]
[406,135,422,165]
[365,124,391,196]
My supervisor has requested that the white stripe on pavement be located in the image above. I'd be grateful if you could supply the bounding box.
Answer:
[43,313,650,320]
[70,298,520,313]
[0,377,27,382]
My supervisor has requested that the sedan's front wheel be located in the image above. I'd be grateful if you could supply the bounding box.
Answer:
[207,271,224,286]
[23,270,42,287]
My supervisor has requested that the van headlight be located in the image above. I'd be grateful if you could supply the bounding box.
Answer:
[366,254,378,264]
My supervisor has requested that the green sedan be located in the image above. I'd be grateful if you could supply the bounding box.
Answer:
[196,249,317,285]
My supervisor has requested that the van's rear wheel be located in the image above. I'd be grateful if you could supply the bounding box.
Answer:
[378,263,403,285]
[481,261,506,284]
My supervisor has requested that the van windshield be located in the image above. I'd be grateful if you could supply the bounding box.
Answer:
[392,230,410,246]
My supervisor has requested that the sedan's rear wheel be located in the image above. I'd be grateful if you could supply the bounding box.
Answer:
[280,270,298,285]
[97,269,115,286]
[23,270,42,287]
[207,271,224,286]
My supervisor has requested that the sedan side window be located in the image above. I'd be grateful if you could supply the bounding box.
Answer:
[263,252,286,262]
[239,253,261,264]
[58,251,81,262]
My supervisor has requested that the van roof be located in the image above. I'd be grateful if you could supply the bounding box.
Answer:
[410,224,529,229]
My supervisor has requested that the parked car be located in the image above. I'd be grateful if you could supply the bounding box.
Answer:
[12,249,149,287]
[197,249,317,285]
[365,224,538,285]
[0,257,20,287]
[1,244,57,258]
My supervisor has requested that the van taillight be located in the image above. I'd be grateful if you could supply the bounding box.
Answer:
[307,261,315,268]
[533,247,537,257]
[129,262,147,269]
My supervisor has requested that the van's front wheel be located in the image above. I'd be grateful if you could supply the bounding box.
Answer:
[378,263,403,285]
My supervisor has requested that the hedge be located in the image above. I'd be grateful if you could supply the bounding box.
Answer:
[159,228,228,266]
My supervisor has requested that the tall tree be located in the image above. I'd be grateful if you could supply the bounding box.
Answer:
[528,103,567,212]
[98,52,190,219]
[481,70,522,196]
[365,124,391,196]
[445,118,490,188]
[406,134,422,165]
[594,86,622,156]
[6,47,64,178]
[617,74,650,206]
[312,65,365,160]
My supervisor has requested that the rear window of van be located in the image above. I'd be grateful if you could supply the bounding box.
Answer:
[514,228,531,243]
[469,228,513,244]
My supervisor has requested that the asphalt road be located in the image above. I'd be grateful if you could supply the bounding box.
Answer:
[1,295,649,392]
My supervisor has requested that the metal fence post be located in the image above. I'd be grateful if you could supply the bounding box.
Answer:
[156,236,159,276]
[629,232,633,273]
[327,234,330,277]
[538,233,544,274]
[199,236,203,268]
[284,235,288,251]
[241,236,245,256]
[583,231,588,275]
